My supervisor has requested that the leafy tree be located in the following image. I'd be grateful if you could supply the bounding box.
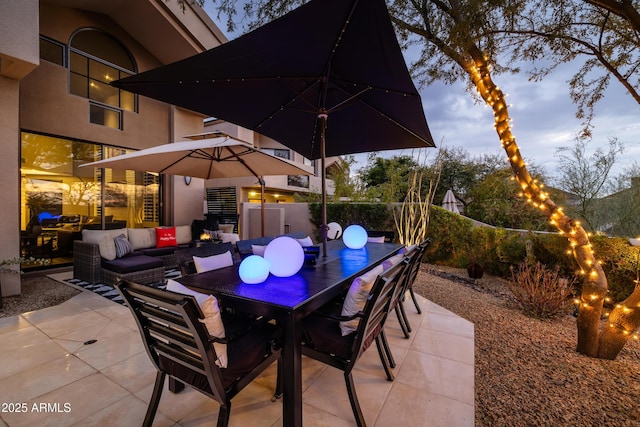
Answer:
[596,162,640,237]
[554,137,624,231]
[502,0,640,136]
[466,167,552,231]
[326,155,365,202]
[358,154,419,202]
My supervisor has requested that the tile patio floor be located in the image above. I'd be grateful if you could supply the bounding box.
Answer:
[0,272,474,426]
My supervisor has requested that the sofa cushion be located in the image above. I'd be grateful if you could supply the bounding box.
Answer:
[175,225,192,245]
[101,255,164,274]
[82,228,128,259]
[218,224,234,233]
[140,246,178,257]
[127,228,156,250]
[156,227,177,248]
[219,232,239,244]
[114,234,134,258]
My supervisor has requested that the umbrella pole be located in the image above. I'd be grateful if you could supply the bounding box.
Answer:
[259,177,266,237]
[320,112,328,257]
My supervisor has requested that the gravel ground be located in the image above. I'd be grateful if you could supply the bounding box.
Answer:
[4,267,640,425]
[414,264,640,426]
[0,275,80,318]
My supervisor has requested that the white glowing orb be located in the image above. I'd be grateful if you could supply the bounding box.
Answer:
[327,222,343,239]
[264,236,304,277]
[239,255,271,284]
[343,225,368,249]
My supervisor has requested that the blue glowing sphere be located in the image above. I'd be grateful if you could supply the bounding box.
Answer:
[264,236,304,277]
[343,225,368,249]
[238,255,270,284]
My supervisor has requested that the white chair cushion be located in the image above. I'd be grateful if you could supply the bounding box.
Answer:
[340,264,384,336]
[251,244,267,256]
[166,279,227,367]
[382,253,404,270]
[296,236,314,247]
[193,251,234,273]
[367,236,386,243]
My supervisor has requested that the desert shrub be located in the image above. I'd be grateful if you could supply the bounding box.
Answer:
[508,261,576,318]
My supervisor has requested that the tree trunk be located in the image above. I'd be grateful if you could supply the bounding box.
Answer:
[597,286,640,359]
[462,46,640,359]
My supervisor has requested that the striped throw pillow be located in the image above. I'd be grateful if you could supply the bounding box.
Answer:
[114,234,133,258]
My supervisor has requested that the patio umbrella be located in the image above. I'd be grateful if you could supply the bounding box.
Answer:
[442,189,460,214]
[111,0,435,255]
[80,134,312,237]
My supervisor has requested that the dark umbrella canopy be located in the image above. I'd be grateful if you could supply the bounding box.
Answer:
[112,0,435,254]
[112,0,434,159]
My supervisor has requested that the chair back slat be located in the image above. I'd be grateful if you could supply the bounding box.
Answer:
[115,279,282,427]
[147,321,200,354]
[354,260,406,358]
[392,247,419,303]
[116,280,226,400]
[138,304,192,335]
[153,341,207,375]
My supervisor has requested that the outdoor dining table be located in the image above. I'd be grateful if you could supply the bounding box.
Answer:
[176,239,403,427]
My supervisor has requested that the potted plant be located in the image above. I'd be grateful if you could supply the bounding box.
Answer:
[465,228,489,280]
[0,257,50,309]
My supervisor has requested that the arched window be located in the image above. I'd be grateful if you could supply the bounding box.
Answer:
[69,29,137,128]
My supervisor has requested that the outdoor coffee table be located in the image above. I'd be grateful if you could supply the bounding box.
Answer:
[177,239,403,427]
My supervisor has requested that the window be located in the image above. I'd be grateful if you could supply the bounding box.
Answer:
[20,132,161,261]
[303,156,317,174]
[288,175,310,188]
[261,148,290,160]
[39,36,65,65]
[69,29,137,129]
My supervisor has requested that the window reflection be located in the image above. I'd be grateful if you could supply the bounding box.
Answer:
[20,132,160,266]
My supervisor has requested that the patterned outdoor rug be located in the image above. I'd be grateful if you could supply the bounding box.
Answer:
[64,268,182,305]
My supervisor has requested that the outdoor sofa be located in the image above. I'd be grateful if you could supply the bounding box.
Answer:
[73,225,194,285]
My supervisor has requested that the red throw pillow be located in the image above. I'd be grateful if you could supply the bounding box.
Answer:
[156,227,177,248]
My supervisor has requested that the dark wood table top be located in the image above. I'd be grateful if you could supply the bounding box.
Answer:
[177,240,403,314]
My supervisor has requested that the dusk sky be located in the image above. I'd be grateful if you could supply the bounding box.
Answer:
[204,4,640,188]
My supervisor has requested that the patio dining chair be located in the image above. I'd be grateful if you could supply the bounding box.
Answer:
[300,260,406,427]
[115,280,282,427]
[175,242,234,276]
[386,245,420,340]
[405,238,432,315]
[174,242,269,340]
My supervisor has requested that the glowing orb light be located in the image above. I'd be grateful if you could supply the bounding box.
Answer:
[343,225,368,249]
[327,222,343,239]
[264,236,304,277]
[239,255,270,284]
